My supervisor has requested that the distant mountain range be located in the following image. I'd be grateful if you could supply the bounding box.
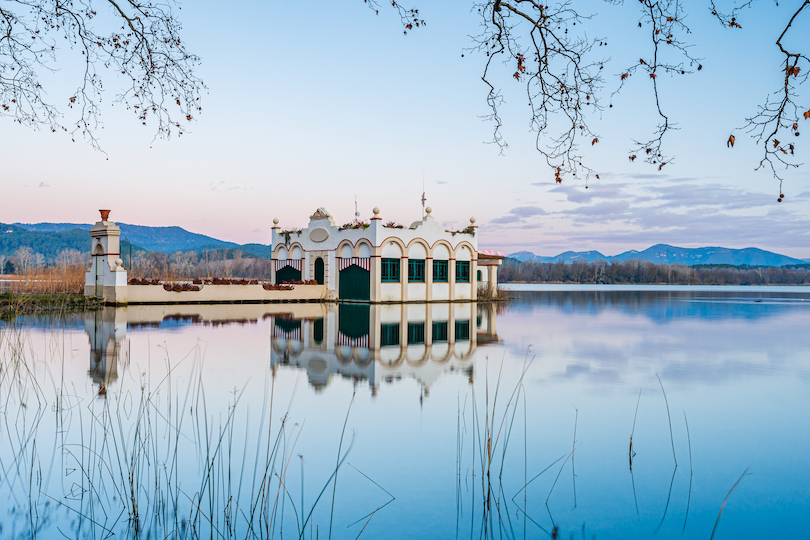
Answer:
[14,222,238,253]
[2,222,274,260]
[4,222,807,267]
[509,244,807,267]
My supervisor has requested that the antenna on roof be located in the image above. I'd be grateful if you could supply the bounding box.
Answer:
[355,195,360,222]
[421,170,426,219]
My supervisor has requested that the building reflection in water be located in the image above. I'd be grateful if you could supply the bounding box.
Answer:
[270,302,500,395]
[84,302,500,396]
[85,308,127,397]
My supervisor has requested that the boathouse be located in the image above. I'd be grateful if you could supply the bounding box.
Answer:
[83,208,503,304]
[270,207,502,302]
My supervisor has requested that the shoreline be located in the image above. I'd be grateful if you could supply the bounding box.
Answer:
[1,292,101,319]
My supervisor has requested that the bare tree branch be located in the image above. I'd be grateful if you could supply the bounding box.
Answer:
[0,0,203,150]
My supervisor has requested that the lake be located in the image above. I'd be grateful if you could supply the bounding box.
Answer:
[1,286,808,539]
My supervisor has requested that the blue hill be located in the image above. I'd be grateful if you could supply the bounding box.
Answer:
[510,244,803,267]
[15,222,238,253]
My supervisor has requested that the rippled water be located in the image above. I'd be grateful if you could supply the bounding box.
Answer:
[1,287,808,539]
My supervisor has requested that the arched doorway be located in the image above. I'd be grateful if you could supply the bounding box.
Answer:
[277,265,301,283]
[339,264,370,301]
[314,257,325,285]
[94,243,104,296]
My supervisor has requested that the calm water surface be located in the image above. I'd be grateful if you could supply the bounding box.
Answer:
[1,287,808,539]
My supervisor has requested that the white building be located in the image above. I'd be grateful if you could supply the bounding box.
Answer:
[270,207,502,303]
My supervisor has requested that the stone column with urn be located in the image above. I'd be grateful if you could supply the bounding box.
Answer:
[84,210,128,304]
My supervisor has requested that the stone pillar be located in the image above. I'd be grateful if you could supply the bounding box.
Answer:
[448,256,456,302]
[425,256,433,303]
[400,256,408,303]
[471,257,478,301]
[84,210,128,304]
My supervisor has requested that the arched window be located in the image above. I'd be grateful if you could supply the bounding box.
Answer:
[314,257,325,285]
[477,270,483,282]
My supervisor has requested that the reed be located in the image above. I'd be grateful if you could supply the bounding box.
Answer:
[629,388,641,469]
[2,264,86,294]
[656,373,677,467]
[0,324,380,540]
[710,468,751,540]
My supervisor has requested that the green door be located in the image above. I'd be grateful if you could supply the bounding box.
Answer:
[338,304,370,338]
[277,266,301,283]
[339,265,370,301]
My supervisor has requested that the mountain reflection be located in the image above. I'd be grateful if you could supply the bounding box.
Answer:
[508,289,808,323]
[85,302,500,394]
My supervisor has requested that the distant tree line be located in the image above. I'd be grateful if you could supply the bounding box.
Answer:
[499,258,810,285]
[0,247,87,275]
[130,250,272,280]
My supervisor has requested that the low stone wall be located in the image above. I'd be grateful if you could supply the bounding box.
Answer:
[127,284,332,304]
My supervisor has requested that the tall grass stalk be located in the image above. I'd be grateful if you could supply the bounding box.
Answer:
[0,323,377,540]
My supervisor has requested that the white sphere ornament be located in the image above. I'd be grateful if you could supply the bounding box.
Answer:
[373,207,380,216]
[115,258,124,268]
[273,218,279,225]
[425,206,432,215]
[470,216,477,225]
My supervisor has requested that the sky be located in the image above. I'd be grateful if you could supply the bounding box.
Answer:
[1,0,809,258]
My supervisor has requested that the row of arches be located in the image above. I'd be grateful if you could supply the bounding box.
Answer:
[274,239,476,261]
[271,338,475,366]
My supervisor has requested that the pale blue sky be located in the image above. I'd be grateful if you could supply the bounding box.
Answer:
[2,0,808,257]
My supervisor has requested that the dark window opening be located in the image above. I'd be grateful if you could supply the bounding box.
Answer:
[314,258,325,284]
[314,318,324,343]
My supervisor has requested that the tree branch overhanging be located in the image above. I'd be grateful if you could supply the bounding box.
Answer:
[0,0,203,149]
